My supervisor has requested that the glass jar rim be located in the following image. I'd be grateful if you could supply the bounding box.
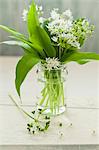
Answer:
[38,63,67,71]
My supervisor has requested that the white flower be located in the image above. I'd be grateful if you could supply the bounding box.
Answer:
[67,40,80,49]
[82,19,86,26]
[61,33,76,40]
[39,17,45,24]
[22,9,28,21]
[45,8,93,50]
[59,32,80,49]
[36,5,43,16]
[50,8,59,20]
[36,5,42,11]
[51,36,58,42]
[36,5,38,11]
[47,8,73,38]
[63,9,73,20]
[64,20,73,30]
[44,58,61,70]
[39,6,43,11]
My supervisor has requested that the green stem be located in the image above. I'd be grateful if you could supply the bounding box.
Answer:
[59,46,61,60]
[38,69,65,115]
[9,94,36,120]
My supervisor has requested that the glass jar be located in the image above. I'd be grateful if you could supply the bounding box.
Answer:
[36,64,68,116]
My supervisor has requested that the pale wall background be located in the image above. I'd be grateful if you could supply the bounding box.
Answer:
[0,0,99,55]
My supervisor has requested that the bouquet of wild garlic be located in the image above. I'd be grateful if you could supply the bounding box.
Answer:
[0,0,99,133]
[0,0,98,96]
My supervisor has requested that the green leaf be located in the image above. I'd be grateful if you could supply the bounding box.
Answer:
[27,2,44,54]
[1,40,39,57]
[15,54,40,96]
[8,33,46,59]
[0,25,39,54]
[27,2,56,58]
[0,25,26,39]
[27,0,39,36]
[36,26,56,57]
[62,52,99,64]
[8,35,43,56]
[0,25,46,59]
[75,59,90,64]
[79,38,85,46]
[0,25,34,49]
[61,50,75,62]
[42,20,51,37]
[0,25,38,53]
[0,23,46,59]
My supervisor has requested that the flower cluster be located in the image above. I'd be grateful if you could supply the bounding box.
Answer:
[22,5,94,50]
[22,9,28,21]
[72,18,94,46]
[27,108,50,134]
[23,6,94,49]
[47,9,73,34]
[42,57,61,70]
[45,9,94,50]
[22,5,44,22]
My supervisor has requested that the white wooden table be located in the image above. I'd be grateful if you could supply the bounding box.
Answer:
[0,56,99,150]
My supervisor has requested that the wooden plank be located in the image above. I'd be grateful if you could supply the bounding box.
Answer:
[0,145,99,150]
[0,145,80,150]
[0,105,99,145]
[79,145,99,150]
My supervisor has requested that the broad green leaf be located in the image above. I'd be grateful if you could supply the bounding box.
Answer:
[15,54,40,96]
[1,40,39,57]
[0,25,46,58]
[9,35,48,59]
[76,59,90,64]
[62,52,99,64]
[27,0,39,36]
[0,25,39,53]
[27,2,56,58]
[35,26,56,57]
[27,2,44,54]
[0,25,26,39]
[0,25,33,48]
[1,24,45,54]
[9,35,42,53]
[0,25,39,55]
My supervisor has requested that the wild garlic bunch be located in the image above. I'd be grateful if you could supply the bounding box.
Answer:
[43,9,94,50]
[0,0,99,134]
[0,1,99,97]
